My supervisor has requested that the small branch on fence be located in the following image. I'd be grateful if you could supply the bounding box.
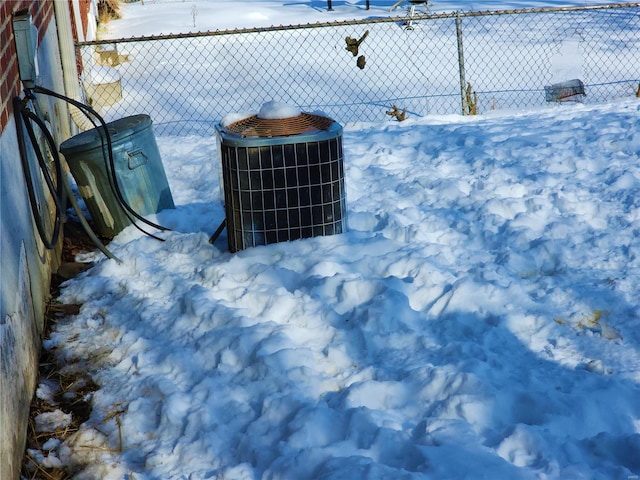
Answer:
[386,104,407,121]
[465,82,478,115]
[357,55,366,69]
[345,30,369,56]
[636,82,640,98]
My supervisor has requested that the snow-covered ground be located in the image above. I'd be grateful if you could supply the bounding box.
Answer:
[33,1,640,479]
[101,0,618,36]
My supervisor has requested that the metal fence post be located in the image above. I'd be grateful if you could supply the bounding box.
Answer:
[456,13,468,116]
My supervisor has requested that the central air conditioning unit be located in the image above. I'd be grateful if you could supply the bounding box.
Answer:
[215,103,346,252]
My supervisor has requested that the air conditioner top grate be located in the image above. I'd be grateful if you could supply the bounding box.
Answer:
[223,113,335,138]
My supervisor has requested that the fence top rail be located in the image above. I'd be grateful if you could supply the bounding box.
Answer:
[77,2,640,46]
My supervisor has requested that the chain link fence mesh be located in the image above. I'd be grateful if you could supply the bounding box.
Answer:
[77,3,640,136]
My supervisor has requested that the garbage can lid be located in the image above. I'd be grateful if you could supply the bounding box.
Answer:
[60,114,152,156]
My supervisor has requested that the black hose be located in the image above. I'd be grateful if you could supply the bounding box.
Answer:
[13,95,63,250]
[31,85,171,239]
[14,94,122,262]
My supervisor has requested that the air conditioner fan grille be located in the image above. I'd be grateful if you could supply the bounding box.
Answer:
[224,113,334,138]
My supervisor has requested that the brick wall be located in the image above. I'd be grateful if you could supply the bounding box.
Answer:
[0,0,54,134]
[80,0,92,39]
[66,0,93,39]
[67,0,93,76]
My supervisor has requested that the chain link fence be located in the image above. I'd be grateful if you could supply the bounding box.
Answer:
[77,3,640,136]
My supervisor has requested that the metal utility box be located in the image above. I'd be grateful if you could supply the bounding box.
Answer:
[12,10,39,89]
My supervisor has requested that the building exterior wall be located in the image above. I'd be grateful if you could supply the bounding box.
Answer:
[0,1,78,478]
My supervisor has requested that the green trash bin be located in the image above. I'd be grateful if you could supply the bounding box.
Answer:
[60,114,174,238]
